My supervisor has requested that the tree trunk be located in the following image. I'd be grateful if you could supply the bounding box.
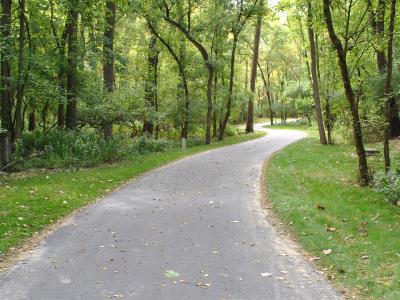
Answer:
[219,33,238,140]
[383,0,397,170]
[0,0,13,145]
[323,0,370,185]
[14,0,26,140]
[28,111,35,131]
[0,131,10,168]
[213,71,218,139]
[205,67,214,144]
[246,14,262,133]
[325,99,334,145]
[57,22,68,128]
[307,1,327,145]
[267,68,273,126]
[143,35,158,136]
[65,4,78,129]
[103,0,116,139]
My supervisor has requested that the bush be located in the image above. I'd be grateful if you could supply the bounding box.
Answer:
[12,129,174,171]
[373,170,400,205]
[224,125,237,137]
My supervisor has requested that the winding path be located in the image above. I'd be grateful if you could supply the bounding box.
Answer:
[0,124,341,299]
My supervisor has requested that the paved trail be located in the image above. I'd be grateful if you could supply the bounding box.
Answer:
[0,124,341,299]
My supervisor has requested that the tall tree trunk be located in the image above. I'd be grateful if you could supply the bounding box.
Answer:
[307,1,327,145]
[65,3,79,129]
[323,0,370,185]
[28,111,35,131]
[14,0,25,140]
[143,35,158,136]
[325,99,334,145]
[57,24,68,128]
[246,13,262,133]
[219,33,238,140]
[0,0,13,138]
[205,67,214,144]
[383,0,397,170]
[103,0,116,139]
[0,0,12,167]
[213,70,218,139]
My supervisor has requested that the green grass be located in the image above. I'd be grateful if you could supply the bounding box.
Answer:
[0,132,265,257]
[266,137,400,299]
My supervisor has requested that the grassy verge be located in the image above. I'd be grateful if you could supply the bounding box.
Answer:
[266,136,400,299]
[0,132,265,257]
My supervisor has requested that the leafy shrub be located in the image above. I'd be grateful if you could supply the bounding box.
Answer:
[12,129,174,171]
[224,125,237,137]
[373,170,400,205]
[136,136,171,154]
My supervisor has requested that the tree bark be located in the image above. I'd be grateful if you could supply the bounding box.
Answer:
[143,35,158,135]
[103,0,116,139]
[57,24,68,128]
[0,0,13,144]
[246,13,262,133]
[307,1,327,145]
[14,0,26,140]
[219,33,238,140]
[28,111,35,131]
[0,131,10,168]
[323,0,370,185]
[65,3,79,129]
[383,0,397,170]
[213,70,218,139]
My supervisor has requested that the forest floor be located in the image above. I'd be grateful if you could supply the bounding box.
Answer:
[0,124,341,300]
[0,132,264,264]
[265,124,400,299]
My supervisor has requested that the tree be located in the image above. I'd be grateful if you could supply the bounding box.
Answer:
[383,0,397,170]
[14,0,26,140]
[143,35,159,135]
[306,0,327,145]
[246,7,263,133]
[218,0,259,140]
[159,0,214,144]
[323,0,370,185]
[66,1,79,129]
[103,0,116,139]
[0,0,13,137]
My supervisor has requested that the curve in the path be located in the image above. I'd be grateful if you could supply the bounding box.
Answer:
[0,124,341,300]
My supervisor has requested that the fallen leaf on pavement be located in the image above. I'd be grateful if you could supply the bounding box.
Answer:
[165,270,180,278]
[195,282,210,288]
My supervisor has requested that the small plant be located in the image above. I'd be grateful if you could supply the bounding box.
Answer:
[373,170,400,205]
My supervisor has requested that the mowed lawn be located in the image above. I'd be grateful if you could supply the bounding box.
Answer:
[266,136,400,299]
[0,132,265,259]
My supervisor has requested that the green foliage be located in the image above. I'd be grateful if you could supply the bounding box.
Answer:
[12,129,174,170]
[373,170,400,205]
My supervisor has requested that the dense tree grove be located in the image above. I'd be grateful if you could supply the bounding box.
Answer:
[1,0,400,185]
